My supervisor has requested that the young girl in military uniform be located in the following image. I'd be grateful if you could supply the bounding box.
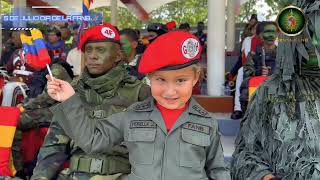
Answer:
[46,31,230,180]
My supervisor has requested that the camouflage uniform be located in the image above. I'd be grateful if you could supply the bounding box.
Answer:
[12,63,73,176]
[31,62,150,180]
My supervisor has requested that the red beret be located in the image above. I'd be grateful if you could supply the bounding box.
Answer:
[138,31,202,74]
[166,21,177,30]
[78,23,120,52]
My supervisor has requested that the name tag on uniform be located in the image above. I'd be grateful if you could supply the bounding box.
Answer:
[130,120,157,128]
[183,122,210,135]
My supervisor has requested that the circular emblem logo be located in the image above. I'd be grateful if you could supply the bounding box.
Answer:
[101,27,116,39]
[276,5,306,36]
[181,38,200,59]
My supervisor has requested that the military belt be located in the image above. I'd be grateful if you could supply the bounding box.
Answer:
[69,155,130,175]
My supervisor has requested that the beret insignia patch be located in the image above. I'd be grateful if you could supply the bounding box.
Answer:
[181,38,200,59]
[101,27,116,39]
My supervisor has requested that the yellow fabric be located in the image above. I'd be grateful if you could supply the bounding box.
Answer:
[249,87,257,101]
[9,153,17,176]
[84,0,90,8]
[31,29,44,40]
[0,126,17,148]
[20,34,33,45]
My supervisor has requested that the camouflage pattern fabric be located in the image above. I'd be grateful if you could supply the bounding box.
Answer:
[31,62,150,180]
[231,0,320,179]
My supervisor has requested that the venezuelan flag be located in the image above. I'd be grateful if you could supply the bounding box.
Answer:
[248,76,269,100]
[83,0,93,16]
[31,29,51,68]
[0,107,20,176]
[20,29,51,69]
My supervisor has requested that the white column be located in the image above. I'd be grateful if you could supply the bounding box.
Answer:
[110,0,118,26]
[13,0,26,27]
[226,0,235,51]
[207,0,226,96]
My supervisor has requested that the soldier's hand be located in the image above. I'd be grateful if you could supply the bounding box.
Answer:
[261,66,269,76]
[46,75,75,102]
[263,174,276,180]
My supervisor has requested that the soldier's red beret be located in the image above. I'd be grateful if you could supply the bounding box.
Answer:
[78,23,120,52]
[138,31,202,74]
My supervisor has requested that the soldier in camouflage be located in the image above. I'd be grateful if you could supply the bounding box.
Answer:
[31,23,150,180]
[12,61,74,179]
[231,0,320,179]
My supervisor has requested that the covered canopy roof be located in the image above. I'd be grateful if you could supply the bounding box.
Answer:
[26,0,251,21]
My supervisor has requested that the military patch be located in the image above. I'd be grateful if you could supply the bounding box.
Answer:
[51,68,61,77]
[130,120,156,128]
[183,122,210,135]
[90,109,106,118]
[101,27,116,39]
[192,105,208,116]
[133,101,152,111]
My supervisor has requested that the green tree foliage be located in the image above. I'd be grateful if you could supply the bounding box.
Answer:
[235,0,257,23]
[91,0,208,29]
[1,0,12,14]
[90,0,284,29]
[149,0,208,26]
[264,0,293,20]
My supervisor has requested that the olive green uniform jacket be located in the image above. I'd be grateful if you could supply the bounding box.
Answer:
[51,95,231,180]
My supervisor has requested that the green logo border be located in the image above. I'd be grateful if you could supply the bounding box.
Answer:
[276,5,307,37]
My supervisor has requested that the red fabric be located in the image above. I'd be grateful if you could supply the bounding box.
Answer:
[0,147,12,176]
[249,76,269,87]
[79,23,120,52]
[21,128,48,162]
[241,51,247,66]
[156,102,188,132]
[0,107,20,126]
[250,35,263,53]
[192,82,201,95]
[0,78,4,88]
[166,21,176,30]
[138,31,202,74]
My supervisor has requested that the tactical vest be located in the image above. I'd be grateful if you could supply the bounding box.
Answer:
[68,81,145,177]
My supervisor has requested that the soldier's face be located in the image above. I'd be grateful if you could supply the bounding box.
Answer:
[149,66,200,110]
[84,41,121,77]
[263,24,277,45]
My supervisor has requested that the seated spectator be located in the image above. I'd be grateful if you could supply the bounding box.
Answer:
[120,28,145,80]
[46,27,67,61]
[60,25,73,52]
[134,29,146,54]
[241,14,258,42]
[1,31,24,66]
[66,24,85,77]
[179,22,191,32]
[146,23,168,43]
[194,21,207,47]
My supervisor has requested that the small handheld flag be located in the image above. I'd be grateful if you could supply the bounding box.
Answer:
[20,29,51,69]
